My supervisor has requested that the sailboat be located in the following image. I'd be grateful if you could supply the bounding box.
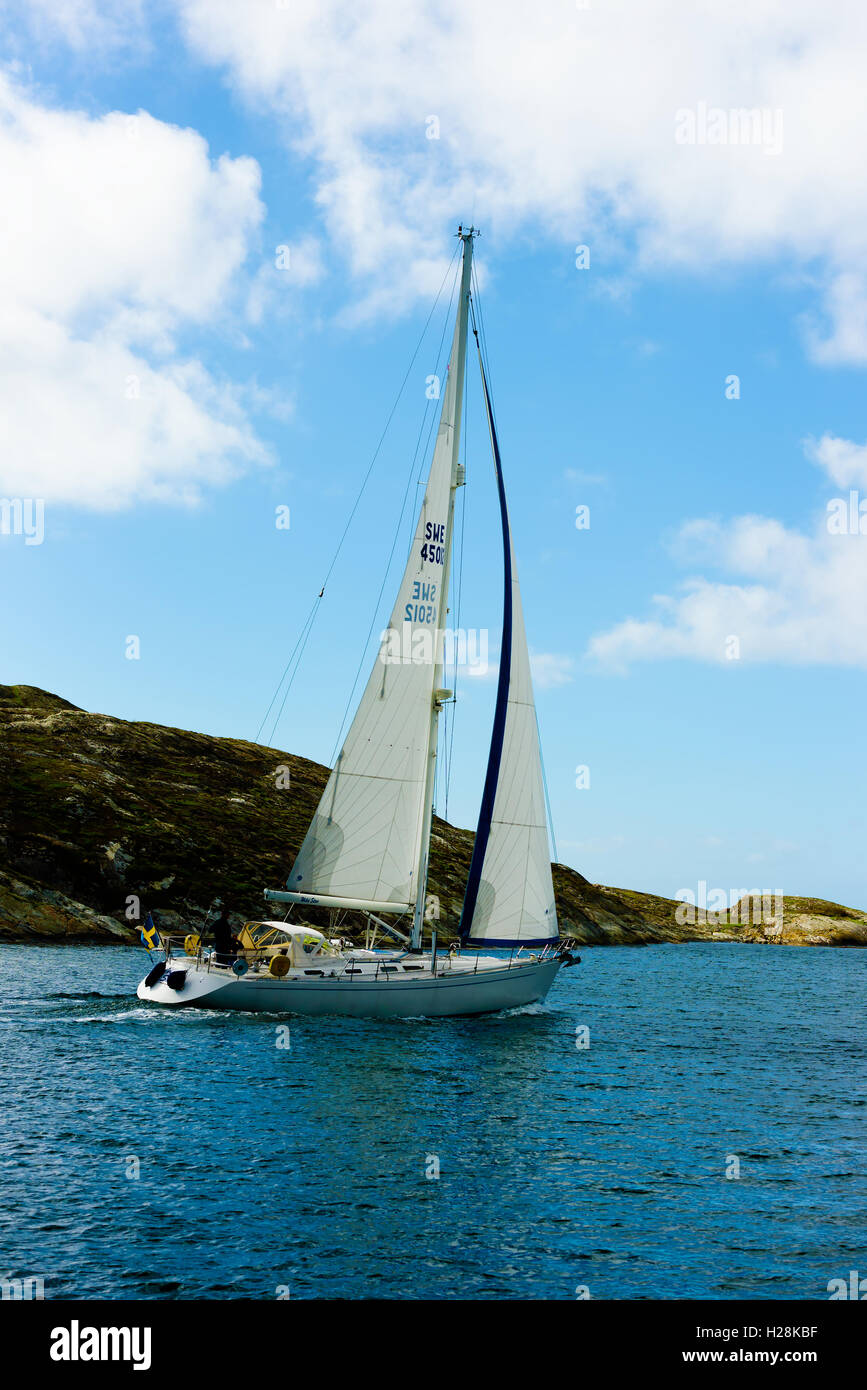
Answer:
[137,227,578,1017]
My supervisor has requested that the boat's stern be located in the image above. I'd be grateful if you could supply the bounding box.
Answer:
[136,958,235,1008]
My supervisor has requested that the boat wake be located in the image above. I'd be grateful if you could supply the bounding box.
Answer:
[61,1005,226,1024]
[49,991,128,1000]
[493,1000,555,1019]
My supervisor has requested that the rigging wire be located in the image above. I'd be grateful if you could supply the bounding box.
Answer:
[258,598,322,748]
[255,242,462,748]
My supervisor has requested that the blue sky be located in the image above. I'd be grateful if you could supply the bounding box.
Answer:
[2,2,866,909]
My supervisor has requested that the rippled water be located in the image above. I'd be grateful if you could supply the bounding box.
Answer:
[2,942,864,1300]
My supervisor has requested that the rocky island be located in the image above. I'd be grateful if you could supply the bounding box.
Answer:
[1,684,865,947]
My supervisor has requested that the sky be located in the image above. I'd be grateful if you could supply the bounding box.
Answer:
[1,1,866,910]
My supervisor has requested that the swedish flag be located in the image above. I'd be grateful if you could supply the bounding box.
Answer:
[141,912,160,950]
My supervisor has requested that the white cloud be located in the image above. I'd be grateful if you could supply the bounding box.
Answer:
[163,0,867,353]
[459,645,574,687]
[530,651,575,689]
[803,272,867,365]
[246,234,325,325]
[0,319,269,508]
[807,433,867,489]
[0,75,270,509]
[0,84,263,326]
[5,0,146,52]
[588,439,867,670]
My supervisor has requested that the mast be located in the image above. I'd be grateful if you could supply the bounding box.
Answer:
[409,226,476,950]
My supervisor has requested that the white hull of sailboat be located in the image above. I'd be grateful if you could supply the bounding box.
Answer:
[137,954,562,1018]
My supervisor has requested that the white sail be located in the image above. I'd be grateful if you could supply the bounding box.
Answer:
[460,334,559,948]
[286,261,471,914]
[463,540,558,945]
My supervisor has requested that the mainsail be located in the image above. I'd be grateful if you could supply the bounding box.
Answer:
[277,237,474,917]
[459,342,559,948]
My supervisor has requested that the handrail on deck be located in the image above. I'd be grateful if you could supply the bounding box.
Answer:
[160,931,564,978]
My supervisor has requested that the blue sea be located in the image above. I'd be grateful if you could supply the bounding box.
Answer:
[2,942,864,1300]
